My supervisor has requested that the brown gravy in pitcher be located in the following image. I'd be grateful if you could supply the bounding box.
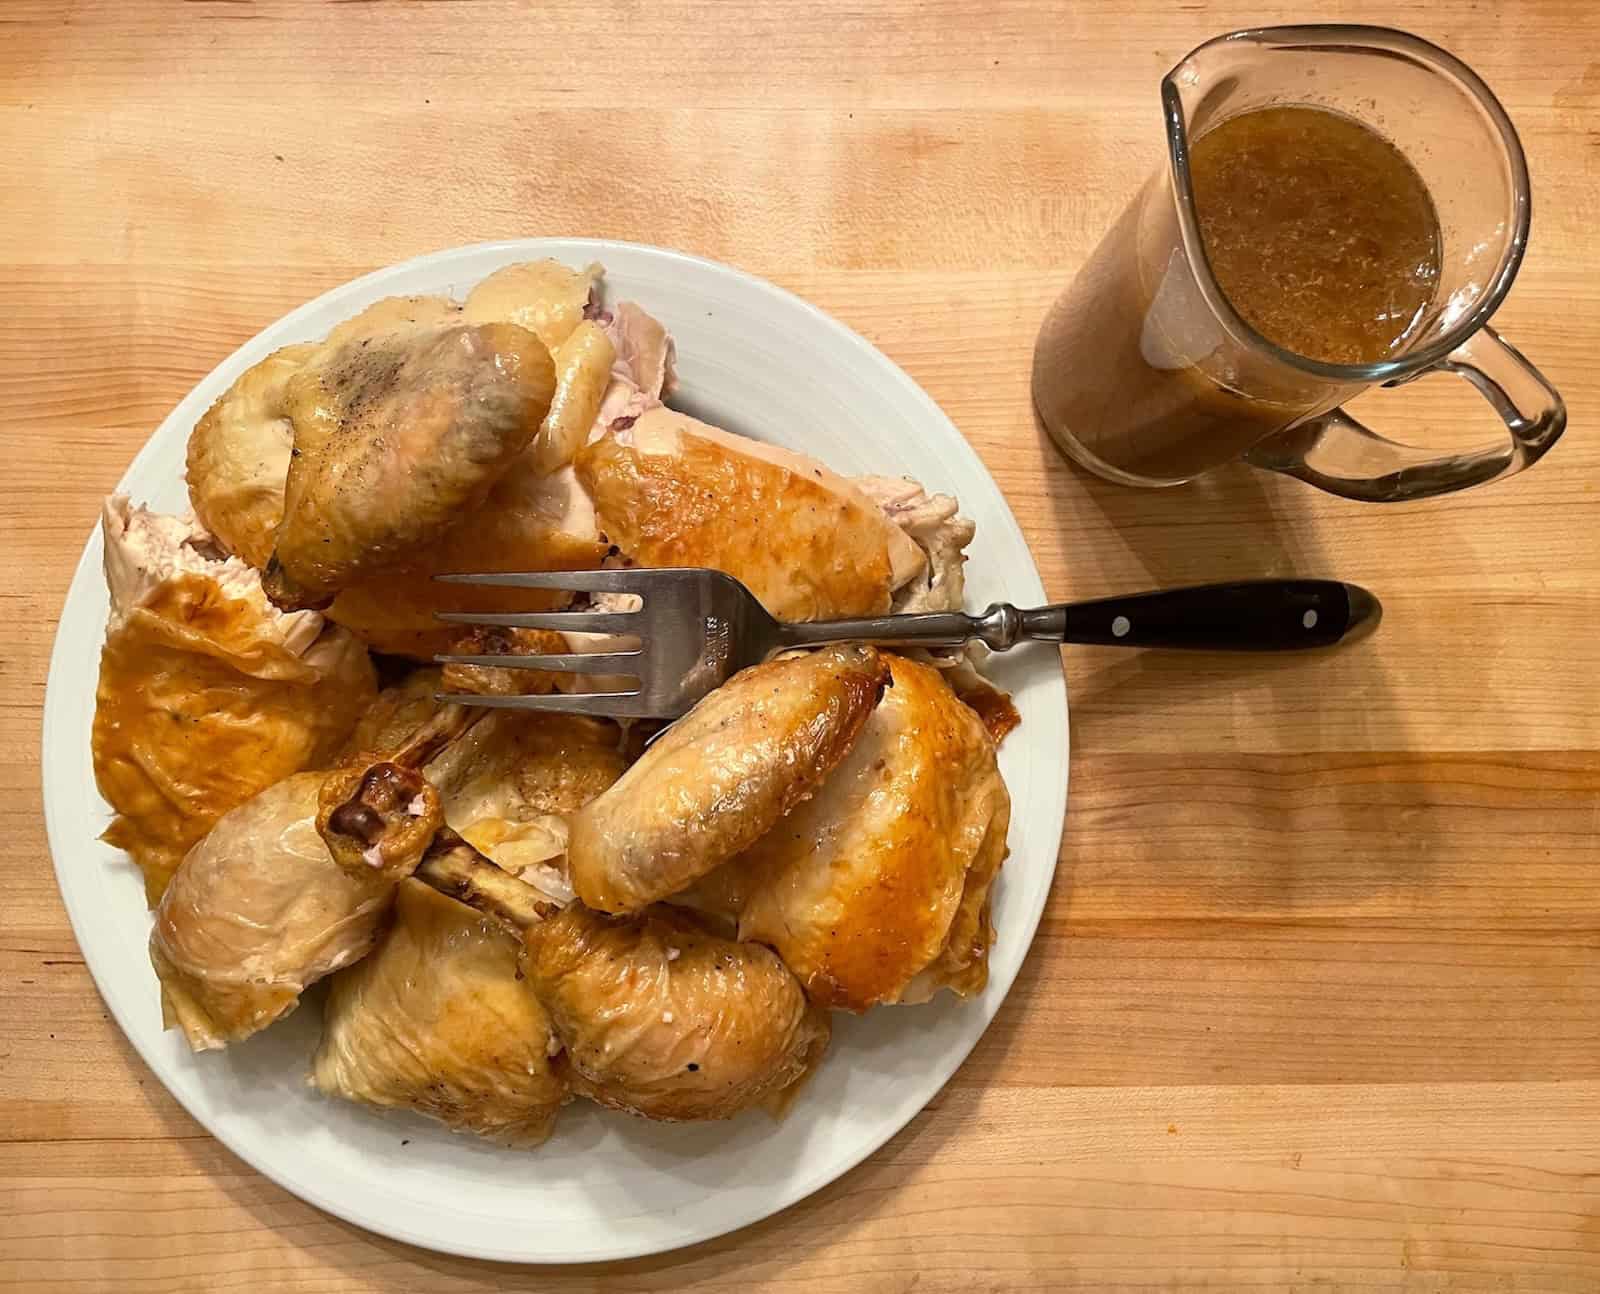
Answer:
[1192,106,1441,366]
[1033,105,1442,481]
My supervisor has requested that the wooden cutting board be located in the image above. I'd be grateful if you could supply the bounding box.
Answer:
[2,1,1596,1288]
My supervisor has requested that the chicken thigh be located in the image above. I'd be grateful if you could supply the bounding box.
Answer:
[185,295,463,569]
[528,902,829,1122]
[707,655,1011,1011]
[417,835,829,1123]
[566,645,890,914]
[312,878,568,1146]
[264,321,556,609]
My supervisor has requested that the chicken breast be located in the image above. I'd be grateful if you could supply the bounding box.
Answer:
[312,878,568,1146]
[723,655,1011,1011]
[93,497,375,902]
[855,476,977,615]
[566,645,890,914]
[524,903,829,1122]
[574,408,925,621]
[264,321,555,609]
[150,773,390,1051]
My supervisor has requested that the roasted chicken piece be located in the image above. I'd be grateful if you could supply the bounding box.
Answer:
[185,295,463,569]
[462,260,600,353]
[150,772,389,1051]
[338,667,449,757]
[417,835,829,1123]
[575,408,926,621]
[184,275,611,656]
[322,461,608,658]
[696,655,1011,1011]
[311,878,568,1146]
[427,710,626,834]
[263,320,556,610]
[92,497,375,902]
[185,344,315,569]
[339,672,623,889]
[530,903,828,1123]
[566,645,890,914]
[856,476,979,615]
[150,707,466,1052]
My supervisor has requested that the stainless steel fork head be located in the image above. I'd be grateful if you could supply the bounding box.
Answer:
[431,568,785,718]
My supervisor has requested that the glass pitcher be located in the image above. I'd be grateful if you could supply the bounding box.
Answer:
[1031,25,1566,501]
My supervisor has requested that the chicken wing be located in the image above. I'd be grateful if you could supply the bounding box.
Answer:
[416,835,829,1124]
[718,655,1011,1011]
[263,320,556,610]
[93,497,375,902]
[150,772,390,1051]
[311,878,568,1146]
[574,408,926,621]
[566,645,890,914]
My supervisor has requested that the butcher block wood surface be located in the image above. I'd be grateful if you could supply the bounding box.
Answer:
[3,1,1598,1289]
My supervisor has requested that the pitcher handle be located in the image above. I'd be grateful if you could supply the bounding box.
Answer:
[1244,327,1566,502]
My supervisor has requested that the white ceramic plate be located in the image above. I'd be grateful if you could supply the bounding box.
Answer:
[41,239,1069,1263]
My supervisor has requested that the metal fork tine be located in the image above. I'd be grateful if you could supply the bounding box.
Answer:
[433,691,647,717]
[434,570,650,594]
[433,610,642,633]
[435,651,642,676]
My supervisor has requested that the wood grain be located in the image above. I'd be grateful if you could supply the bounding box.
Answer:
[2,0,1598,1289]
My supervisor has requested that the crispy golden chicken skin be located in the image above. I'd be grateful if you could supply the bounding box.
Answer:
[150,773,390,1051]
[566,645,890,914]
[263,321,555,610]
[92,498,375,902]
[574,408,925,621]
[524,903,829,1122]
[312,879,568,1146]
[708,655,1011,1011]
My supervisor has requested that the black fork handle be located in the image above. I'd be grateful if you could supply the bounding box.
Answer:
[778,580,1381,653]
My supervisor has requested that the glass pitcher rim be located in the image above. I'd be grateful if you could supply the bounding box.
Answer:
[1160,24,1532,386]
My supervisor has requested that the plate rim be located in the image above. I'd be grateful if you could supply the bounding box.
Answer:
[41,237,1069,1263]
